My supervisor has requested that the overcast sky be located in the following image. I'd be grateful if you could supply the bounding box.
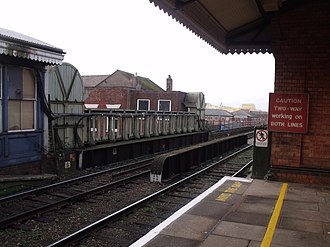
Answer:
[1,0,275,111]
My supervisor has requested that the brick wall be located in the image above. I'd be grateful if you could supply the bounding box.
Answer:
[85,88,188,112]
[85,88,129,109]
[271,0,330,182]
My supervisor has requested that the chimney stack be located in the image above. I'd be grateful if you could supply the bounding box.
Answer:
[166,75,173,91]
[133,73,141,90]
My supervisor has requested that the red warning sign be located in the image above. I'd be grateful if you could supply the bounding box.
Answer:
[268,93,309,133]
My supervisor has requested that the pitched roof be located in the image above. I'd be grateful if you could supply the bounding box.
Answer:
[81,75,109,88]
[0,26,64,64]
[82,69,164,92]
[249,110,268,117]
[232,109,253,117]
[117,70,164,91]
[205,109,233,117]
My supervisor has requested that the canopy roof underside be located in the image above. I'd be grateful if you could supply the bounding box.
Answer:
[150,0,289,54]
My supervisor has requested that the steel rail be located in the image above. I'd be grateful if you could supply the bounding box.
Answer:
[48,144,253,247]
[0,171,149,230]
[232,160,253,177]
[0,157,153,204]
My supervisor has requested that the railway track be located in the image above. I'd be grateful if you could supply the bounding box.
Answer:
[0,157,155,230]
[0,140,252,246]
[49,145,253,247]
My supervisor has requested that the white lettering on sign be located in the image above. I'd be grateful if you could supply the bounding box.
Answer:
[274,106,287,111]
[271,122,285,127]
[268,93,309,133]
[290,107,302,111]
[276,98,302,104]
[271,113,292,120]
[287,122,303,128]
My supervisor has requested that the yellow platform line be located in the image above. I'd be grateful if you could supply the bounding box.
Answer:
[261,183,288,247]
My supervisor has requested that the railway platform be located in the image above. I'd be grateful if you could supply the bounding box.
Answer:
[132,177,330,247]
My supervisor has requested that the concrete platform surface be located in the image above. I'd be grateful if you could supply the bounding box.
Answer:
[131,177,330,247]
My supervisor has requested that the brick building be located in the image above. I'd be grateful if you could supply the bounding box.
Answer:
[83,69,204,113]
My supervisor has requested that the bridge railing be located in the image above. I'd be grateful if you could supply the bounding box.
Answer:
[50,110,203,152]
[207,118,267,131]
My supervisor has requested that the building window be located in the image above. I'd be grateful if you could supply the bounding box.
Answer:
[8,67,36,131]
[158,100,171,111]
[137,99,150,111]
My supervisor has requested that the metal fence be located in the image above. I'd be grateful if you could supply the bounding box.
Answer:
[50,110,204,153]
[207,118,268,131]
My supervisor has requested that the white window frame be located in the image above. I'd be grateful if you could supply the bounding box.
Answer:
[84,103,99,109]
[137,99,150,111]
[106,104,121,109]
[158,99,171,111]
[8,67,37,132]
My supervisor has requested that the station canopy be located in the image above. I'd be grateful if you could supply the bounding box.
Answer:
[0,27,64,64]
[149,0,288,54]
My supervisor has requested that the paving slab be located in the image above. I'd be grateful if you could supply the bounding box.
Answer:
[144,234,200,247]
[281,207,330,222]
[279,217,324,234]
[282,200,319,211]
[236,196,276,215]
[186,200,231,218]
[287,183,320,193]
[244,179,282,199]
[161,214,218,241]
[199,235,249,247]
[223,211,270,226]
[212,221,266,242]
[272,228,330,247]
[285,185,321,202]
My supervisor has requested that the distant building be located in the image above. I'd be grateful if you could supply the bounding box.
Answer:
[82,70,205,114]
[205,104,267,129]
[232,109,252,119]
[241,103,257,111]
[232,109,268,126]
[205,109,233,127]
